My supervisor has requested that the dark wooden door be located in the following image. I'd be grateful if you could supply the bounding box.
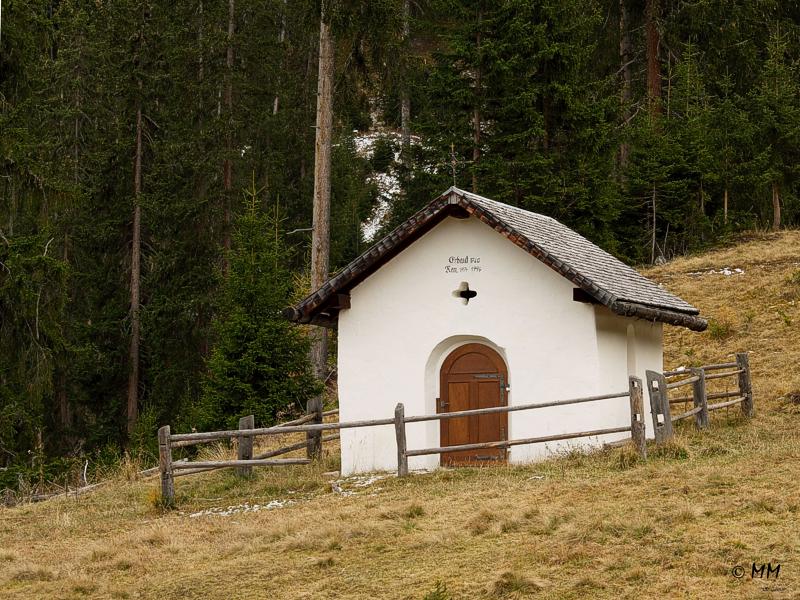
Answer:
[439,343,508,466]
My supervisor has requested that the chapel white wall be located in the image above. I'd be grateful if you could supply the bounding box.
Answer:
[336,216,664,475]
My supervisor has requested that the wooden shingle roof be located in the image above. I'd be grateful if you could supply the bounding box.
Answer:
[285,187,707,331]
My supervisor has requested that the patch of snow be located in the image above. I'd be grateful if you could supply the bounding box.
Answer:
[187,499,295,518]
[687,267,744,277]
[353,129,409,242]
[330,473,394,497]
[349,474,391,488]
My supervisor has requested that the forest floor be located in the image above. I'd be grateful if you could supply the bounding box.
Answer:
[3,231,800,599]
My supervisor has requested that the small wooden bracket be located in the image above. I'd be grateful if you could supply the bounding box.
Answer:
[573,288,600,305]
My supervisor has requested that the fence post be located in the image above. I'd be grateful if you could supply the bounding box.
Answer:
[628,376,647,459]
[736,352,754,417]
[158,425,175,505]
[690,367,709,429]
[394,403,408,477]
[306,396,323,459]
[237,415,254,477]
[646,370,673,444]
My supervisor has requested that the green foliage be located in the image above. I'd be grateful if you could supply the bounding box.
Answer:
[650,439,690,461]
[707,321,732,340]
[200,184,321,429]
[785,269,800,288]
[422,581,452,600]
[1,0,384,483]
[371,137,397,173]
[2,0,800,488]
[0,232,68,461]
[750,28,800,223]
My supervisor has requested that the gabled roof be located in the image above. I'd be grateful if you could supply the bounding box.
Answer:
[285,187,707,331]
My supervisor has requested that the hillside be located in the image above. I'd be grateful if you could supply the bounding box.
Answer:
[2,232,800,600]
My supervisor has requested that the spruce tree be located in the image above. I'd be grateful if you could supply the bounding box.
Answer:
[200,183,320,429]
[751,28,800,229]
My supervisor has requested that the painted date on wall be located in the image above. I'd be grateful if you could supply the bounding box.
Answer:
[445,255,482,274]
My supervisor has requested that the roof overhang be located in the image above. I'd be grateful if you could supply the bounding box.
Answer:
[285,188,707,332]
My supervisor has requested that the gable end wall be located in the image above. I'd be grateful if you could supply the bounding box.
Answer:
[337,216,662,474]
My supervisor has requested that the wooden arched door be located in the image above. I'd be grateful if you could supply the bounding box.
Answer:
[438,343,508,466]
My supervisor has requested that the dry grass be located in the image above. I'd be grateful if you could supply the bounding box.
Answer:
[3,232,800,599]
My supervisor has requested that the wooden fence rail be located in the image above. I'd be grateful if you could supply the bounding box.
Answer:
[157,409,340,503]
[646,352,753,445]
[158,381,649,502]
[157,354,753,503]
[395,376,647,477]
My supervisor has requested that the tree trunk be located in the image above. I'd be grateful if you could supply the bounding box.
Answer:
[400,0,411,165]
[60,227,72,433]
[74,113,80,185]
[127,100,143,435]
[772,181,781,230]
[618,0,631,168]
[198,0,204,82]
[310,9,334,380]
[300,44,315,189]
[57,372,71,434]
[645,0,661,114]
[645,0,660,263]
[472,5,483,193]
[273,0,287,115]
[699,180,704,214]
[651,182,657,264]
[222,0,235,273]
[723,185,729,224]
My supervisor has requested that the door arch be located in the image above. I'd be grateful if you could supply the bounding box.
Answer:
[438,343,508,465]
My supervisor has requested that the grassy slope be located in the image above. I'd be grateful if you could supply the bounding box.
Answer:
[3,232,800,600]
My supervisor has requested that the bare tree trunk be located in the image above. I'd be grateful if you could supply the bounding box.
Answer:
[222,0,235,273]
[699,180,704,213]
[9,177,16,236]
[400,0,411,165]
[772,181,781,230]
[74,116,80,185]
[472,5,482,193]
[273,0,287,115]
[651,183,657,264]
[61,74,81,434]
[198,0,204,82]
[127,99,143,435]
[299,43,315,189]
[57,373,71,433]
[646,0,661,265]
[59,224,72,433]
[310,9,334,380]
[618,0,631,168]
[646,0,661,114]
[723,185,728,224]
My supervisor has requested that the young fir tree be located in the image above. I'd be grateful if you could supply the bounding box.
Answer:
[705,75,754,228]
[200,183,320,429]
[751,28,800,230]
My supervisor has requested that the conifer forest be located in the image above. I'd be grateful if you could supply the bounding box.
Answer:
[1,0,799,487]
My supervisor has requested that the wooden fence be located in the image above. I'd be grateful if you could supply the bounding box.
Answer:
[157,378,647,503]
[157,409,340,503]
[157,354,752,503]
[645,352,753,444]
[393,376,647,476]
